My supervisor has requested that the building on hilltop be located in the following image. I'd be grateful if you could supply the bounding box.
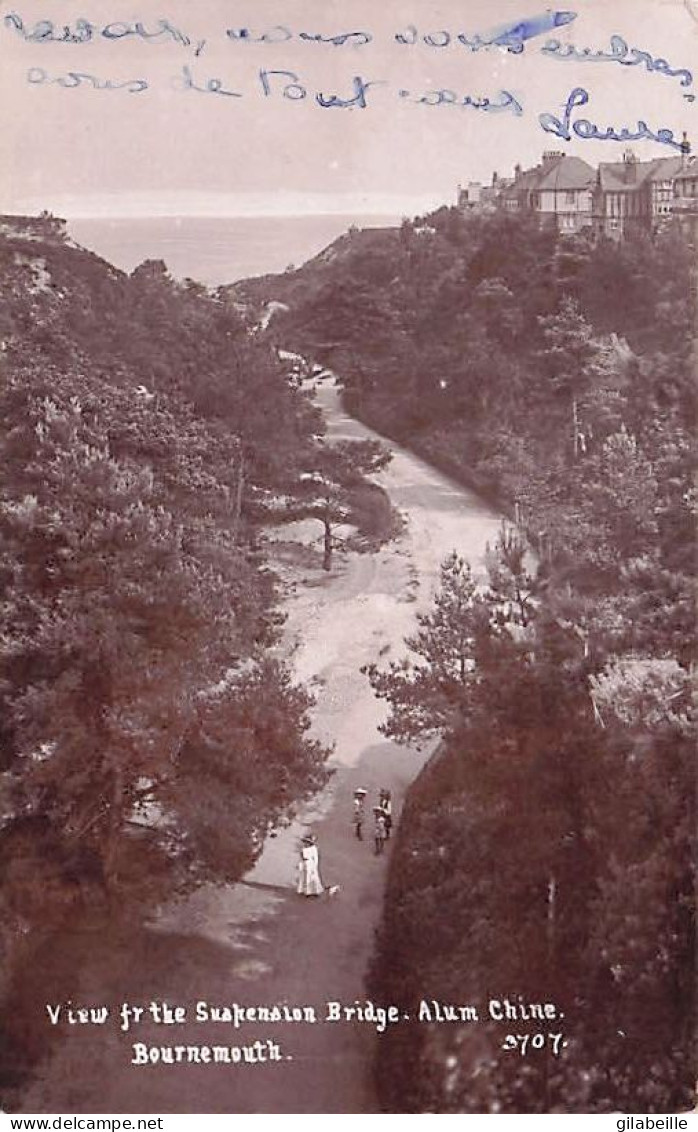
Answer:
[457,181,483,209]
[457,173,509,214]
[457,139,693,242]
[493,151,596,232]
[672,156,698,246]
[499,160,539,214]
[529,153,596,233]
[592,150,688,241]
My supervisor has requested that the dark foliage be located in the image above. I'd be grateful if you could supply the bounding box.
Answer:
[0,223,335,1090]
[252,210,696,1113]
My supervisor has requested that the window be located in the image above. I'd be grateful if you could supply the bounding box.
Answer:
[565,191,576,205]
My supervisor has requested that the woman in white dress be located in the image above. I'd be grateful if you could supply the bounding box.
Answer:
[297,833,324,897]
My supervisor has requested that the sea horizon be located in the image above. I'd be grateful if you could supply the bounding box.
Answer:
[66,212,406,288]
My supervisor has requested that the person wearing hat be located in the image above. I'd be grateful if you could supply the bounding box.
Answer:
[353,788,367,840]
[296,832,324,897]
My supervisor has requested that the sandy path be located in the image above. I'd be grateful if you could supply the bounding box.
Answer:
[20,384,502,1115]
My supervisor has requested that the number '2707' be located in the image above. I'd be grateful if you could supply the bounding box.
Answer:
[502,1032,568,1057]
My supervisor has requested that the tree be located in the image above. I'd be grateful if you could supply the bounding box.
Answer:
[577,427,660,578]
[364,552,491,744]
[279,438,391,571]
[0,351,329,908]
[484,523,536,629]
[537,297,601,459]
[165,660,330,881]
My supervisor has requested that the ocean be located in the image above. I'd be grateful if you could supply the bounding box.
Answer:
[67,213,403,288]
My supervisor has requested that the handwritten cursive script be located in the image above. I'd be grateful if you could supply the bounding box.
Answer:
[27,66,148,92]
[541,33,693,88]
[4,13,193,46]
[395,10,577,53]
[539,87,683,149]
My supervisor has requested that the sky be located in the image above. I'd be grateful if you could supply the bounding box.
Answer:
[0,0,696,218]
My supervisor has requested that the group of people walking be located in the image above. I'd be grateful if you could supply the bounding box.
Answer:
[353,787,392,855]
[295,785,395,898]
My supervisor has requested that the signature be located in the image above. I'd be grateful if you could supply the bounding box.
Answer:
[542,33,693,88]
[539,87,684,149]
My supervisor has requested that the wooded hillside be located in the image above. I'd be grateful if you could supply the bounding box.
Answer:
[255,209,696,1113]
[0,221,338,1093]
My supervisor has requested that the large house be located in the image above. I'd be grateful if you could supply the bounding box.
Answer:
[593,152,687,241]
[470,151,596,233]
[528,154,596,234]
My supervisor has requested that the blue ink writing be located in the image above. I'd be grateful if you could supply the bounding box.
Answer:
[27,66,148,92]
[173,65,241,97]
[5,14,94,42]
[541,33,693,88]
[258,69,308,100]
[259,69,380,107]
[487,10,577,53]
[226,26,371,46]
[5,13,192,46]
[227,26,292,44]
[316,76,381,108]
[298,30,372,47]
[398,87,523,115]
[539,87,682,149]
[395,10,576,53]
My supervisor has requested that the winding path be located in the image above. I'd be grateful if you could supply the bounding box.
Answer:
[21,384,502,1115]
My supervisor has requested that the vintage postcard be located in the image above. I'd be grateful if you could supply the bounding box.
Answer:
[0,0,695,1118]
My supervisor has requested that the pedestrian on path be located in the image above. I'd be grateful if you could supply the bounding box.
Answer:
[353,788,367,840]
[296,833,324,897]
[379,788,393,840]
[374,809,387,856]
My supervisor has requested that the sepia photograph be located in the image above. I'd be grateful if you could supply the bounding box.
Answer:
[0,0,695,1117]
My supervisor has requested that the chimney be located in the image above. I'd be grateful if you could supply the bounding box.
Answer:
[681,131,691,170]
[623,148,638,182]
[514,163,522,181]
[542,150,564,169]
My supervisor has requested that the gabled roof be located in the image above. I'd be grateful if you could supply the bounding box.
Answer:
[675,157,698,182]
[598,162,650,192]
[500,166,545,201]
[645,156,687,182]
[535,156,596,191]
[501,155,595,200]
[598,156,685,193]
[517,168,543,191]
